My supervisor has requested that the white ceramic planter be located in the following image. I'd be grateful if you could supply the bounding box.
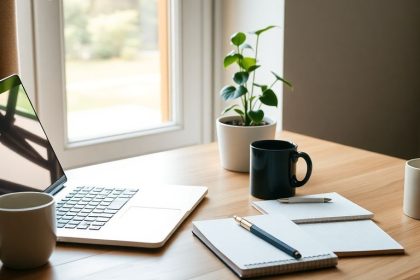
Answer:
[216,115,277,172]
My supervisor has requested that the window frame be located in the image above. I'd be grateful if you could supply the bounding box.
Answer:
[17,0,213,169]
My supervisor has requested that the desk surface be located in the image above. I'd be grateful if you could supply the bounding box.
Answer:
[1,131,418,279]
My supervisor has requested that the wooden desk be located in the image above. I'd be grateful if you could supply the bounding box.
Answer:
[1,131,418,279]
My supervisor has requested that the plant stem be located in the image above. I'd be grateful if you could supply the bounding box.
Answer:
[251,36,260,94]
[244,96,249,125]
[248,35,261,116]
[250,35,260,101]
[236,45,247,124]
[268,79,277,90]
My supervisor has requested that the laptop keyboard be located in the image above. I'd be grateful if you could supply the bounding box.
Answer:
[56,186,138,230]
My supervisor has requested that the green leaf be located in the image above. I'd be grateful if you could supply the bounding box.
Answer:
[220,85,236,100]
[247,65,260,72]
[271,71,293,88]
[220,85,247,100]
[251,25,277,36]
[259,89,278,107]
[233,85,248,99]
[233,71,249,85]
[248,110,264,124]
[240,43,253,51]
[234,109,244,116]
[223,55,237,68]
[239,57,256,71]
[223,52,243,68]
[254,83,268,92]
[221,104,238,115]
[230,32,246,46]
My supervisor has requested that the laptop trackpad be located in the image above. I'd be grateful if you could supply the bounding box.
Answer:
[117,206,185,244]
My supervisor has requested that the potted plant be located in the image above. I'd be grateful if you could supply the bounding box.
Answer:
[217,25,292,172]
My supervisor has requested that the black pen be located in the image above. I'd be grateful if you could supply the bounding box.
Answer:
[233,215,302,259]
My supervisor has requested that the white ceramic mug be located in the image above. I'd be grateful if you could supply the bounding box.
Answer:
[403,158,420,219]
[0,192,56,269]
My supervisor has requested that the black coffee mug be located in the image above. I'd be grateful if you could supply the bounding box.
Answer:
[250,140,312,199]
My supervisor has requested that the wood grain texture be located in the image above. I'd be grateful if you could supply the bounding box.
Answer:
[1,131,417,279]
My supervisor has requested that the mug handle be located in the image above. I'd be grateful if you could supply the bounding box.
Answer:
[290,151,313,188]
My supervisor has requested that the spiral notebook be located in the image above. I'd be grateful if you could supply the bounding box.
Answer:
[192,215,338,278]
[252,192,373,223]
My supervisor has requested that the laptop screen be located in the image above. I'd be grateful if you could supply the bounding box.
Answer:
[0,75,66,195]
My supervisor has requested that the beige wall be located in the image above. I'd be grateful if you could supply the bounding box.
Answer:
[0,0,18,79]
[283,0,420,159]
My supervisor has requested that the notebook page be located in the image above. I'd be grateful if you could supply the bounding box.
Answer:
[252,192,373,223]
[299,220,404,256]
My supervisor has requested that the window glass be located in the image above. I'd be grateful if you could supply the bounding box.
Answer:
[63,0,169,142]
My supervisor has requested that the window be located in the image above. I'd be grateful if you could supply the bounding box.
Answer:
[63,0,171,142]
[17,0,213,168]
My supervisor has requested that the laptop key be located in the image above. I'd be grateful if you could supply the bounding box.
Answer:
[107,198,129,210]
[77,223,90,229]
[98,213,113,218]
[61,215,72,220]
[89,225,101,230]
[65,224,77,229]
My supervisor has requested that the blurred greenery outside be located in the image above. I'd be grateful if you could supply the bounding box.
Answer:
[63,0,165,141]
[0,86,35,117]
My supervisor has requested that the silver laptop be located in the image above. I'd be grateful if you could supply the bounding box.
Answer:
[0,75,207,248]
